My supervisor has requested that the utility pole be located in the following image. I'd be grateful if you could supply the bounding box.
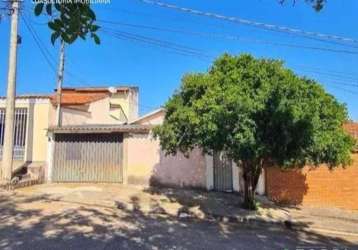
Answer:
[56,39,65,127]
[2,0,20,182]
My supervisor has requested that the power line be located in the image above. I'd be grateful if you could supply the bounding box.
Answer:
[325,83,358,96]
[296,69,358,83]
[100,21,358,84]
[320,79,358,89]
[101,28,211,60]
[104,26,207,54]
[137,0,358,47]
[289,64,358,79]
[22,14,89,85]
[99,20,358,56]
[21,15,58,73]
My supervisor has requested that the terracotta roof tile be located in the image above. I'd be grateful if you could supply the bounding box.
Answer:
[51,93,108,106]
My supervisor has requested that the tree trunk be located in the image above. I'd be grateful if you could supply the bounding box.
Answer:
[241,161,262,210]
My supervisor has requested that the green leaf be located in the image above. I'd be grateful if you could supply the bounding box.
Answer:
[90,25,100,32]
[54,19,63,28]
[68,34,78,44]
[79,33,86,40]
[92,33,100,45]
[51,32,60,45]
[34,3,44,16]
[61,33,71,43]
[48,21,59,31]
[46,4,52,16]
[87,8,96,20]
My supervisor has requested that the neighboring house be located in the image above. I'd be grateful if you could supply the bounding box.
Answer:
[0,95,51,175]
[0,86,139,179]
[49,86,139,125]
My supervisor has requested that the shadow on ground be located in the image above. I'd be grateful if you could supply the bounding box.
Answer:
[0,188,357,250]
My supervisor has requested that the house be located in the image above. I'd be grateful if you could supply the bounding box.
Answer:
[49,86,139,126]
[0,86,139,179]
[0,94,52,176]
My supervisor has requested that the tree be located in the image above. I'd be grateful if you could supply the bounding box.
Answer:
[280,0,326,11]
[33,2,100,45]
[153,54,355,210]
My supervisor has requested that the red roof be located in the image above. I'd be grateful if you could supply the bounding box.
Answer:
[50,86,137,106]
[51,92,108,106]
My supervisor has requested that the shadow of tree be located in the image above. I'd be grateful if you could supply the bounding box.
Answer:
[0,189,356,250]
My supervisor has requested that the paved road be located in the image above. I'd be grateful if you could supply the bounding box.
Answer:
[0,188,357,250]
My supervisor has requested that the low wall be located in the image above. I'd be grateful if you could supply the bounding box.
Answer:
[125,133,207,188]
[266,154,358,210]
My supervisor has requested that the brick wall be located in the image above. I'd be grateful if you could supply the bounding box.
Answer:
[266,153,358,210]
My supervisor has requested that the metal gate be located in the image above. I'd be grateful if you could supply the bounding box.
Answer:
[52,133,123,183]
[213,151,233,192]
[0,108,28,160]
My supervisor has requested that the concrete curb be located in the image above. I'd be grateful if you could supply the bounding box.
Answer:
[181,211,293,229]
[200,211,358,238]
[0,178,41,191]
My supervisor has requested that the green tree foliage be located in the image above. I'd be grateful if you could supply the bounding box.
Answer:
[34,2,100,45]
[154,54,355,210]
[280,0,326,11]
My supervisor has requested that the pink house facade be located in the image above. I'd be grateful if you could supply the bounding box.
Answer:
[125,108,265,194]
[44,86,265,195]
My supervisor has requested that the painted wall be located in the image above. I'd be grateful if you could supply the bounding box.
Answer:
[0,98,51,163]
[50,91,139,126]
[128,109,266,192]
[124,132,207,188]
[30,100,51,162]
[266,153,358,210]
[50,97,124,126]
[126,110,206,188]
[133,110,165,125]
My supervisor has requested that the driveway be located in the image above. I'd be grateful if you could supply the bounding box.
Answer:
[0,184,357,250]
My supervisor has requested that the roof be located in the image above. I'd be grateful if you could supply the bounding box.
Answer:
[48,124,152,134]
[50,93,108,106]
[130,108,165,124]
[344,122,358,139]
[51,86,138,106]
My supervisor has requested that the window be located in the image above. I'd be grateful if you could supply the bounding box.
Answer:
[0,108,28,160]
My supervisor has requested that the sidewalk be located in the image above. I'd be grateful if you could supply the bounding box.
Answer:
[287,206,358,236]
[11,184,358,238]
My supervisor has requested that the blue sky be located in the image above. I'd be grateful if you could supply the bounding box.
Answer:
[0,0,357,119]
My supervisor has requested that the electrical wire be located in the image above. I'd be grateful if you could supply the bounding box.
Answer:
[137,0,358,48]
[99,20,358,56]
[22,14,89,85]
[101,28,211,61]
[21,15,58,73]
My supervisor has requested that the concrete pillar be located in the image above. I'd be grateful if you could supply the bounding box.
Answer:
[205,154,214,190]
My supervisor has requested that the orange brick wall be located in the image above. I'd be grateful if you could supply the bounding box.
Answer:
[266,154,358,210]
